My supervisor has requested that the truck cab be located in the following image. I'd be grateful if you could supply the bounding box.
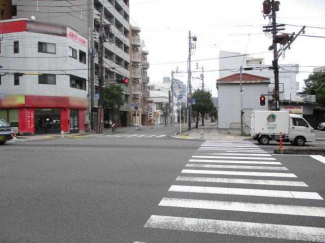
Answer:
[289,114,315,146]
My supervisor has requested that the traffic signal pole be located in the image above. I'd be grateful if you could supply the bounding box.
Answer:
[187,31,192,130]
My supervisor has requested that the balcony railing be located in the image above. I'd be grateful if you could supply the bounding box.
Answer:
[131,68,141,79]
[142,91,150,97]
[132,35,141,47]
[142,77,149,83]
[142,62,149,69]
[132,52,141,63]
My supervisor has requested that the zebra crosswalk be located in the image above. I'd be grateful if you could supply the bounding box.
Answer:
[139,140,325,242]
[105,134,167,138]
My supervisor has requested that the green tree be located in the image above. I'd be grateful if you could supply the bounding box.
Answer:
[102,84,124,123]
[304,72,325,106]
[161,102,170,126]
[192,90,214,128]
[209,106,218,122]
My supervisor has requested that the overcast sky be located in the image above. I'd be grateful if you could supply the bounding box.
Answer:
[129,0,325,97]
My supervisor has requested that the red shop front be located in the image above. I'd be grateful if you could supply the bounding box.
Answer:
[0,95,88,135]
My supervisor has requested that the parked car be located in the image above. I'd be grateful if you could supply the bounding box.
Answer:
[317,122,325,131]
[0,119,13,145]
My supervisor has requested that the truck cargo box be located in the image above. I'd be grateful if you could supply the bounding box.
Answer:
[251,111,290,136]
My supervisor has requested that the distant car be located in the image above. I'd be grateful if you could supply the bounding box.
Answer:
[0,119,13,145]
[317,122,325,131]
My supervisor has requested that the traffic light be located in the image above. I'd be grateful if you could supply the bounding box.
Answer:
[260,95,266,106]
[117,78,129,84]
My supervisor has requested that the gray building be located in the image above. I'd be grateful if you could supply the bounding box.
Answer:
[217,73,270,130]
[11,0,131,127]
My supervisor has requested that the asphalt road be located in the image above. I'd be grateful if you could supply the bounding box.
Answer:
[1,127,325,242]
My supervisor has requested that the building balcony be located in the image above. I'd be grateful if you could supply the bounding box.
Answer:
[131,67,141,79]
[132,84,142,95]
[142,77,149,84]
[120,103,130,111]
[131,26,141,33]
[142,91,150,97]
[142,61,149,69]
[132,35,141,47]
[132,52,141,63]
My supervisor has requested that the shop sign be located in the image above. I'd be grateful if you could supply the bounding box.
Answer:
[282,106,303,114]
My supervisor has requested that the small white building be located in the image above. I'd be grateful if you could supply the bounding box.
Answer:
[148,90,169,125]
[219,51,299,102]
[217,73,270,131]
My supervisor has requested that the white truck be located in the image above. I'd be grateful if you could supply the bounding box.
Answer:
[251,111,315,146]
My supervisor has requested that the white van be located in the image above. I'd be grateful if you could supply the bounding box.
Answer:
[251,111,315,146]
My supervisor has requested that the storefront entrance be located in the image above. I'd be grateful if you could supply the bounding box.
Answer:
[70,109,79,133]
[35,109,61,134]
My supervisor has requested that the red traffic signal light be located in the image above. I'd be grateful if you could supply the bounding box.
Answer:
[123,78,129,84]
[260,95,266,106]
[117,78,129,84]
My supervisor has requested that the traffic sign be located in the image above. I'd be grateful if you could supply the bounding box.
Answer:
[134,105,139,111]
[94,93,100,98]
[191,98,196,105]
[130,103,134,107]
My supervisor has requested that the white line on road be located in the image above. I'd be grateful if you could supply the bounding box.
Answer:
[310,155,325,165]
[169,185,323,200]
[156,135,166,138]
[189,159,281,165]
[205,153,271,157]
[176,176,309,187]
[144,215,325,242]
[159,198,325,217]
[192,156,276,161]
[226,150,267,153]
[182,169,297,178]
[185,164,288,170]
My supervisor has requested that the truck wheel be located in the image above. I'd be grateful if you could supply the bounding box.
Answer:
[259,136,270,145]
[294,137,306,146]
[0,136,6,145]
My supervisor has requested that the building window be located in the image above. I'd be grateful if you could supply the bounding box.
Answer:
[38,42,56,54]
[14,73,20,85]
[79,50,86,64]
[69,47,77,59]
[39,74,56,85]
[14,41,19,53]
[70,75,86,90]
[12,5,17,16]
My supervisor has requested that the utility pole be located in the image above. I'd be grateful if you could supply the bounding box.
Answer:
[201,66,204,90]
[240,66,243,136]
[271,0,280,111]
[187,31,197,130]
[263,0,304,111]
[88,0,95,132]
[97,7,106,134]
[171,71,175,125]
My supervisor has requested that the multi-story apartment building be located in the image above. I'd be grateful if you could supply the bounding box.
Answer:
[0,19,88,134]
[130,26,150,126]
[9,0,132,127]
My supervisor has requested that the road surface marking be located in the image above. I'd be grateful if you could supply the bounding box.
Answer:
[182,169,296,178]
[185,164,288,170]
[226,150,267,153]
[192,155,276,161]
[157,135,166,137]
[159,198,325,217]
[212,153,271,157]
[176,176,308,187]
[310,155,325,165]
[144,215,325,242]
[189,159,282,165]
[198,148,265,151]
[169,185,323,200]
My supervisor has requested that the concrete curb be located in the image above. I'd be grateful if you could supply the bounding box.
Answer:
[274,148,325,155]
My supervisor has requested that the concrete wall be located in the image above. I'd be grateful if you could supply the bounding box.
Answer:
[219,51,299,101]
[218,83,269,129]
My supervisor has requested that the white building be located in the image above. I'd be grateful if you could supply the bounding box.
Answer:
[219,51,299,102]
[0,19,88,134]
[217,73,270,131]
[148,89,169,125]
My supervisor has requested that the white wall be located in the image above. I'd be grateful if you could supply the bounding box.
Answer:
[218,83,269,129]
[0,31,88,98]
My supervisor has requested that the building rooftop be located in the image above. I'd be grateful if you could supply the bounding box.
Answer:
[217,73,270,82]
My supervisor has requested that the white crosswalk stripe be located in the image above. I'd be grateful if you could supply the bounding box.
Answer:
[185,164,288,170]
[105,134,167,138]
[142,140,325,242]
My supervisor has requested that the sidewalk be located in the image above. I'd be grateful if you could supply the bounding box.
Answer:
[173,121,251,141]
